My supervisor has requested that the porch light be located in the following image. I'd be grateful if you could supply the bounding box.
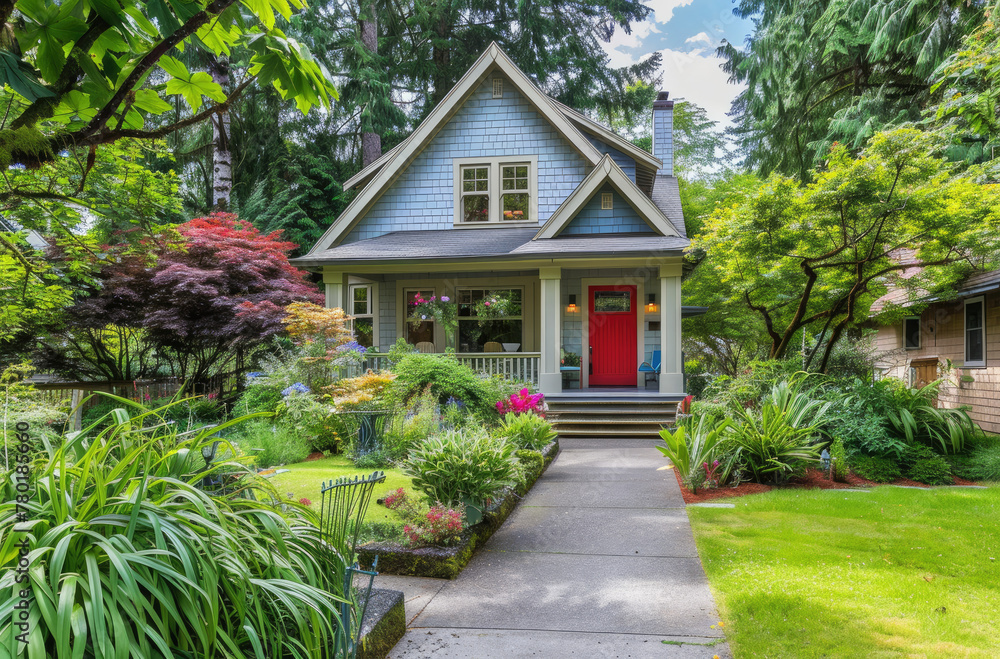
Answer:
[645,293,658,314]
[566,294,579,313]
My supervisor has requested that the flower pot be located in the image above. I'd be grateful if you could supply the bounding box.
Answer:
[502,343,520,352]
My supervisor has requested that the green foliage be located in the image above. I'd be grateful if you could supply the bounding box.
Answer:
[948,439,1000,482]
[826,378,910,459]
[236,382,284,415]
[882,380,977,454]
[693,130,1000,372]
[850,454,903,483]
[404,430,518,508]
[728,378,830,484]
[238,420,311,469]
[901,444,954,485]
[830,438,848,482]
[658,414,733,492]
[389,353,499,417]
[497,412,556,451]
[701,360,804,411]
[0,396,349,656]
[278,391,338,453]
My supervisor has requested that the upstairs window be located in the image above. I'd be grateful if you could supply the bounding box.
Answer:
[903,317,920,350]
[454,156,537,225]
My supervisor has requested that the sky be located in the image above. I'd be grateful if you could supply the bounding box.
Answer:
[601,0,755,127]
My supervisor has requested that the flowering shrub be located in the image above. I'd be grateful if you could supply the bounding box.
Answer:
[403,505,464,547]
[323,371,397,407]
[282,382,311,397]
[283,302,353,349]
[383,488,408,510]
[496,388,545,415]
[702,460,721,489]
[299,498,313,507]
[407,295,457,335]
[679,394,694,414]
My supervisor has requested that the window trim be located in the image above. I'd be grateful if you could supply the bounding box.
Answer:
[492,77,503,98]
[455,286,525,353]
[903,316,921,350]
[348,282,377,349]
[964,296,986,368]
[403,288,437,350]
[452,156,538,227]
[601,192,613,210]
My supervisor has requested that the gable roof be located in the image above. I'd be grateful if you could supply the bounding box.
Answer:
[308,43,604,254]
[534,155,681,240]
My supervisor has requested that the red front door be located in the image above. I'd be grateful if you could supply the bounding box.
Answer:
[588,285,637,386]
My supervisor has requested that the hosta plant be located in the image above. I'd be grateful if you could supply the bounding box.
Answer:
[404,430,518,509]
[0,395,351,658]
[497,412,556,451]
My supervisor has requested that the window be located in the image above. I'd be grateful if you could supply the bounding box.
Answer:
[492,77,503,98]
[965,296,985,367]
[904,316,921,350]
[349,284,374,348]
[460,166,490,223]
[453,156,537,225]
[405,289,435,349]
[601,192,613,210]
[593,290,631,313]
[456,288,523,353]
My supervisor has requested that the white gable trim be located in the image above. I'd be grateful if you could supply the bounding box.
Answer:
[550,99,662,173]
[343,143,403,190]
[308,43,604,253]
[534,155,681,240]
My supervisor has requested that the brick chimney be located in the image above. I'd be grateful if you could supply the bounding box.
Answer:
[652,91,674,176]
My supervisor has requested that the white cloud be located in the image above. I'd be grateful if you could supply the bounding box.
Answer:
[685,31,714,46]
[601,19,657,69]
[657,48,739,126]
[645,0,696,24]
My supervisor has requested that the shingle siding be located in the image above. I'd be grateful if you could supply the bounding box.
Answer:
[344,80,589,243]
[585,137,637,183]
[561,186,654,235]
[653,107,673,176]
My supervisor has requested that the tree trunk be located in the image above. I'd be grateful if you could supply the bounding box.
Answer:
[208,55,232,211]
[431,16,452,106]
[360,3,381,167]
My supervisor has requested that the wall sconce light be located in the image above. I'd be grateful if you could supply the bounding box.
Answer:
[645,293,658,314]
[566,294,579,313]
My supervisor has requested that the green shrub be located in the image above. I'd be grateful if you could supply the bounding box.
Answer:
[236,383,284,415]
[658,413,733,492]
[881,380,977,454]
[497,412,556,450]
[389,354,503,418]
[701,359,802,412]
[514,448,545,487]
[238,420,311,469]
[404,429,518,507]
[353,448,394,469]
[830,438,848,482]
[901,444,954,485]
[948,439,1000,482]
[851,454,902,482]
[0,396,350,657]
[727,378,830,484]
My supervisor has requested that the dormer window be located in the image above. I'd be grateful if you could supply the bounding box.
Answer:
[453,156,538,226]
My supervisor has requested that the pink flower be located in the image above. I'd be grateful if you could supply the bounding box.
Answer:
[484,301,491,306]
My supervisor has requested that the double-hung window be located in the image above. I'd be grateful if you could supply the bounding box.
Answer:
[965,296,986,367]
[454,156,538,225]
[456,288,523,353]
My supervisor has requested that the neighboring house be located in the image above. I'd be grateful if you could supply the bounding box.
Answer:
[295,44,694,433]
[873,269,1000,433]
[0,215,49,250]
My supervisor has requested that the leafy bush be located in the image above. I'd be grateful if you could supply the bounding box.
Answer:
[701,359,803,412]
[948,439,1000,482]
[851,454,902,482]
[389,354,501,417]
[353,448,394,469]
[379,386,440,461]
[882,381,976,454]
[404,429,518,507]
[514,448,545,487]
[238,420,311,469]
[830,438,848,482]
[728,378,830,484]
[236,382,284,414]
[0,396,350,657]
[658,414,733,492]
[901,444,953,485]
[403,505,465,547]
[278,390,339,452]
[498,412,556,450]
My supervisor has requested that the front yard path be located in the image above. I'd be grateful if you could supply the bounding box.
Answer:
[381,437,730,658]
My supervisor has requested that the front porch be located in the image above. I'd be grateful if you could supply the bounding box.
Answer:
[323,261,690,398]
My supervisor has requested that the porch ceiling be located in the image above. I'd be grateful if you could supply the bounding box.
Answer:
[292,227,689,268]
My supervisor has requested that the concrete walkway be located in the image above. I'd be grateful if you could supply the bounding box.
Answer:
[379,437,731,658]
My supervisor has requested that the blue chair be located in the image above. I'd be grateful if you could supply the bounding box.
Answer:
[638,350,661,387]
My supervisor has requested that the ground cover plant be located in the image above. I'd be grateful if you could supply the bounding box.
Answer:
[689,486,1000,658]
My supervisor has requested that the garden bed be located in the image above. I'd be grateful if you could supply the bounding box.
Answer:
[358,440,558,579]
[674,466,985,504]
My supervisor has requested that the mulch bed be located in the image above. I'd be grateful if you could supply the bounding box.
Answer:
[675,467,983,504]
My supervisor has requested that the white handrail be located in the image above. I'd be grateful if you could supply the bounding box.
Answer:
[360,352,541,385]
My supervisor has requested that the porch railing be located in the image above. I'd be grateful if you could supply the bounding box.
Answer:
[360,352,541,385]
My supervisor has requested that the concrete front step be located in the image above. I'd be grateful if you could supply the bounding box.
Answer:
[553,427,667,438]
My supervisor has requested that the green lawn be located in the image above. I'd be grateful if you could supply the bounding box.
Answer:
[265,455,417,527]
[689,486,1000,658]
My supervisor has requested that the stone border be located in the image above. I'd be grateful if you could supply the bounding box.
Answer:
[356,588,406,659]
[357,440,559,579]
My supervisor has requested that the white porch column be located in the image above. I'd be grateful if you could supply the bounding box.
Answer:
[539,267,562,394]
[323,271,349,309]
[659,265,684,394]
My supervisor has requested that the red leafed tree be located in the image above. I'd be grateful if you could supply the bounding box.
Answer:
[37,214,322,387]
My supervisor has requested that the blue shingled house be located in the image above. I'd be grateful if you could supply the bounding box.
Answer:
[297,43,692,435]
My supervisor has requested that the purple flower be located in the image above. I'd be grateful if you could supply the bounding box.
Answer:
[282,382,311,396]
[441,296,450,302]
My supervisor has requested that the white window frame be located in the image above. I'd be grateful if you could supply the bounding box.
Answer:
[348,283,377,349]
[903,316,921,350]
[492,77,503,98]
[453,156,538,227]
[601,192,613,210]
[964,296,986,368]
